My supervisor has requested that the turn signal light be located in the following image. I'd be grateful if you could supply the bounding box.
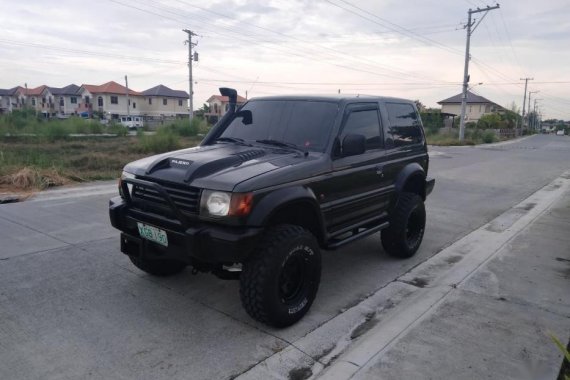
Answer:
[229,193,253,216]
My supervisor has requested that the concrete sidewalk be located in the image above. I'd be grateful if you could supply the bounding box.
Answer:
[319,180,570,379]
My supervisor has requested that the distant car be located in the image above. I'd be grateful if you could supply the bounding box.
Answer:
[556,130,565,136]
[119,116,143,129]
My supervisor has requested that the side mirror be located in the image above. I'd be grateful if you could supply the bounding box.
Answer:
[342,134,366,157]
[234,110,252,125]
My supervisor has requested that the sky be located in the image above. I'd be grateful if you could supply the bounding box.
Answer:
[0,0,569,120]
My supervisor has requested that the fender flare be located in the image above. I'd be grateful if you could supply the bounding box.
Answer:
[394,162,426,199]
[247,186,326,238]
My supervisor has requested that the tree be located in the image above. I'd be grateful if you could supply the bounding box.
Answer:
[477,113,502,129]
[195,103,210,118]
[414,100,426,112]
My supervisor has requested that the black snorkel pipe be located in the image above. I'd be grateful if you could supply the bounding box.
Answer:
[202,87,239,145]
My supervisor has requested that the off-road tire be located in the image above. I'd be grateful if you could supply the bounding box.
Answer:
[240,224,321,327]
[381,192,426,259]
[129,255,187,276]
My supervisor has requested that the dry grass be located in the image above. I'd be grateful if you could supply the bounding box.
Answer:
[0,167,71,190]
[0,135,201,192]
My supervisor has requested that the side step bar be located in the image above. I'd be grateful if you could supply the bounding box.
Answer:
[326,221,389,250]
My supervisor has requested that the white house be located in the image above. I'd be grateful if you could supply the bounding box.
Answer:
[205,94,247,122]
[77,81,143,119]
[0,87,20,114]
[141,84,189,118]
[42,84,81,117]
[437,91,504,123]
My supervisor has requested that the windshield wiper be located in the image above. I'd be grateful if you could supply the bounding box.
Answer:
[215,137,251,146]
[255,139,306,154]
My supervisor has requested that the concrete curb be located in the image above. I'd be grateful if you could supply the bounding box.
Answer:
[428,134,532,149]
[317,169,570,379]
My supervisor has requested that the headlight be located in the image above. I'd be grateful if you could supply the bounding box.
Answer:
[200,190,253,217]
[205,191,231,216]
[119,171,135,198]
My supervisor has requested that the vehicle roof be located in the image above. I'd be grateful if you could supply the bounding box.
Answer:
[248,94,414,104]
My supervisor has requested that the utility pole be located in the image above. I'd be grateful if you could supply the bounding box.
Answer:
[459,3,500,142]
[527,90,539,129]
[125,75,130,118]
[183,29,198,122]
[532,99,542,130]
[519,77,533,129]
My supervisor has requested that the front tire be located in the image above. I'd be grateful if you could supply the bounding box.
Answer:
[128,255,187,276]
[240,224,321,327]
[381,192,426,259]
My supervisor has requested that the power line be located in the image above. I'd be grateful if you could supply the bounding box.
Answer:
[110,0,446,83]
[324,0,464,56]
[0,38,186,65]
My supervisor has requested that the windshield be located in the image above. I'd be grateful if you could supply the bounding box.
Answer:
[220,100,338,152]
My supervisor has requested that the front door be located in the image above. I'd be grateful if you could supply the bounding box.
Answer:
[324,103,391,234]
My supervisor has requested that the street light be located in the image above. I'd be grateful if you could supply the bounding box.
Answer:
[468,82,484,91]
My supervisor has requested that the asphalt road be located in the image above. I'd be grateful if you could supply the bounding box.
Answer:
[1,134,569,379]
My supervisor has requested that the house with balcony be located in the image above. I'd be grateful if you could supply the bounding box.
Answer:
[77,81,142,119]
[205,93,247,123]
[0,87,21,114]
[437,91,504,123]
[141,85,189,119]
[42,84,81,117]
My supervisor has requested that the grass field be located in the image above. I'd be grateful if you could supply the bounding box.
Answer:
[0,110,207,191]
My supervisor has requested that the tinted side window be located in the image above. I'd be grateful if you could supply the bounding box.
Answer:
[340,109,382,151]
[385,103,422,147]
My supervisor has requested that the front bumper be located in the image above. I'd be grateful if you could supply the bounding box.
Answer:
[426,177,435,197]
[109,196,262,264]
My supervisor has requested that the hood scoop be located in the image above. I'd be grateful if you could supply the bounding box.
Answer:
[233,149,266,161]
[183,149,266,183]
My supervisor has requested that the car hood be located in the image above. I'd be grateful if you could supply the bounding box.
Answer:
[124,143,323,192]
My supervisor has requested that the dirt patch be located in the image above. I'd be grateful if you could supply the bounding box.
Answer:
[518,202,537,211]
[314,345,336,362]
[445,255,463,264]
[403,277,429,288]
[288,366,312,380]
[351,312,378,340]
[545,184,562,191]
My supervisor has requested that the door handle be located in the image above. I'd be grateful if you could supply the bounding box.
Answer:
[376,166,384,177]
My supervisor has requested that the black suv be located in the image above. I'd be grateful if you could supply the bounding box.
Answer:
[109,88,435,327]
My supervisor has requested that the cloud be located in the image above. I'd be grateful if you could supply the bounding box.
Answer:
[0,0,568,119]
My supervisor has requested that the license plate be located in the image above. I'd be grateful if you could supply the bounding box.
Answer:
[137,223,168,247]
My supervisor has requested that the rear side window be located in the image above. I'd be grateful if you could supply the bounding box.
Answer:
[340,109,382,150]
[385,103,423,147]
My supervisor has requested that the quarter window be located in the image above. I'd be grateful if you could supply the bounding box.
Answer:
[340,108,382,151]
[385,103,423,148]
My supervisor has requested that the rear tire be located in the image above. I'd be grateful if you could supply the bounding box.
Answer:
[240,224,321,327]
[381,192,426,259]
[128,255,187,276]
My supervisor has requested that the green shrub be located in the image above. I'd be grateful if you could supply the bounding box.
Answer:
[482,130,497,144]
[135,131,181,153]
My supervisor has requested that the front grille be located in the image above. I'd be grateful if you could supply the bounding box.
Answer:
[132,178,200,216]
